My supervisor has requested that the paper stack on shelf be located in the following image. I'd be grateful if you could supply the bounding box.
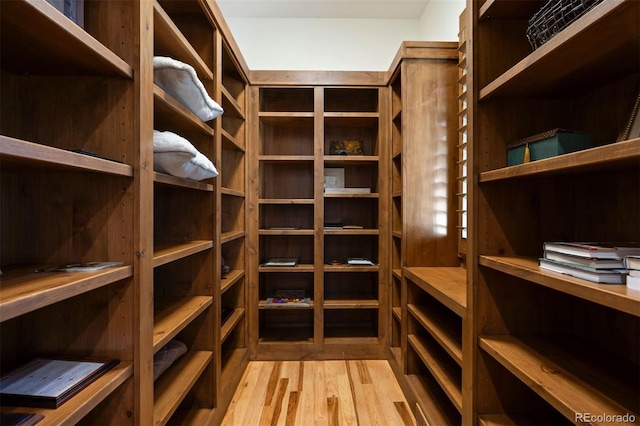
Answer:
[624,256,640,290]
[539,242,640,284]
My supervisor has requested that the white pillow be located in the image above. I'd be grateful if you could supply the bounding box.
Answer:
[153,56,223,122]
[153,130,218,181]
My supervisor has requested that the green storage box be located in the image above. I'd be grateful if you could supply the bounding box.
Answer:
[507,128,591,166]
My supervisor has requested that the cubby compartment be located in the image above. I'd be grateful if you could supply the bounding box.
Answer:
[324,309,379,339]
[260,162,314,199]
[323,162,380,193]
[324,88,378,112]
[259,203,314,230]
[1,74,135,165]
[259,235,315,266]
[324,235,379,265]
[324,197,379,230]
[154,185,214,245]
[222,43,246,111]
[259,309,314,342]
[259,271,314,304]
[259,116,314,156]
[221,237,245,273]
[324,116,379,156]
[324,271,378,302]
[222,194,245,235]
[221,146,245,192]
[260,87,314,112]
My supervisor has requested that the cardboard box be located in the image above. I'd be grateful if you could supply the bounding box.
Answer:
[507,129,591,166]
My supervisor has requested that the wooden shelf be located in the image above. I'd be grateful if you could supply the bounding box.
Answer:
[392,269,402,280]
[221,308,245,343]
[479,255,640,317]
[479,334,639,422]
[258,155,314,163]
[1,362,133,426]
[153,0,213,80]
[153,240,213,268]
[221,270,245,294]
[479,1,639,99]
[0,136,134,177]
[222,85,245,119]
[478,0,545,20]
[392,307,402,321]
[221,230,245,244]
[259,229,315,236]
[479,138,640,182]
[323,229,379,236]
[258,112,315,124]
[221,187,245,198]
[154,172,214,191]
[324,265,379,273]
[259,198,315,205]
[153,85,215,136]
[222,128,245,152]
[324,192,379,199]
[0,265,133,322]
[324,299,379,309]
[403,267,467,317]
[259,264,315,273]
[324,155,379,165]
[408,334,462,413]
[408,303,462,366]
[153,351,212,425]
[0,0,132,77]
[258,300,314,309]
[406,374,461,426]
[153,296,213,351]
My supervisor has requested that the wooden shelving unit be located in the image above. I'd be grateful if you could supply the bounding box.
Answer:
[468,0,640,423]
[1,0,249,423]
[247,79,390,360]
[0,0,150,424]
[385,42,465,424]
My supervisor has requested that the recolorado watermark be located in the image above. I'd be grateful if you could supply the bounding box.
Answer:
[575,413,636,423]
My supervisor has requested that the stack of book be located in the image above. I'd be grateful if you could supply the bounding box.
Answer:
[539,242,640,284]
[624,256,640,290]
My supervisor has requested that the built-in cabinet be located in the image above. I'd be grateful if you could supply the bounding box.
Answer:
[386,42,466,425]
[247,76,391,360]
[468,0,639,423]
[1,0,248,424]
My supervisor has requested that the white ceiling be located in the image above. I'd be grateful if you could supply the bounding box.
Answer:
[216,0,432,19]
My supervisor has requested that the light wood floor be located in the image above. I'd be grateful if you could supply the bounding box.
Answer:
[221,360,416,426]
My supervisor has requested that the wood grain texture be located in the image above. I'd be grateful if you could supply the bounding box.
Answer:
[221,360,415,426]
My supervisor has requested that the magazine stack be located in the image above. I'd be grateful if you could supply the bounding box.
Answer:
[539,242,640,284]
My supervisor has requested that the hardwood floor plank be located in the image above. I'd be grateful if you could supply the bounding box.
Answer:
[222,360,415,426]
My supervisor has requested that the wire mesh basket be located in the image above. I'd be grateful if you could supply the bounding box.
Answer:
[526,0,604,50]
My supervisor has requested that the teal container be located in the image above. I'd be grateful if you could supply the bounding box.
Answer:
[507,129,591,166]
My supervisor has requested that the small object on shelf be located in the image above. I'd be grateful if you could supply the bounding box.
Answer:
[342,225,364,229]
[0,356,119,408]
[507,129,591,166]
[539,258,627,284]
[324,222,344,229]
[268,226,301,230]
[543,242,640,260]
[346,258,375,266]
[329,140,363,155]
[153,340,187,382]
[221,256,230,277]
[324,187,371,194]
[543,250,625,269]
[262,257,299,267]
[45,0,84,28]
[526,0,604,50]
[0,413,44,426]
[38,261,124,273]
[265,290,311,307]
[627,274,640,291]
[617,91,640,142]
[324,168,345,189]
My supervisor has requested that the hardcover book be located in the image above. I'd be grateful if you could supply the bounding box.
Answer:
[346,258,375,266]
[262,258,299,267]
[0,356,119,408]
[539,258,628,284]
[543,242,640,260]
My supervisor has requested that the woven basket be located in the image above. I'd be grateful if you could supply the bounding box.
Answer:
[526,0,604,50]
